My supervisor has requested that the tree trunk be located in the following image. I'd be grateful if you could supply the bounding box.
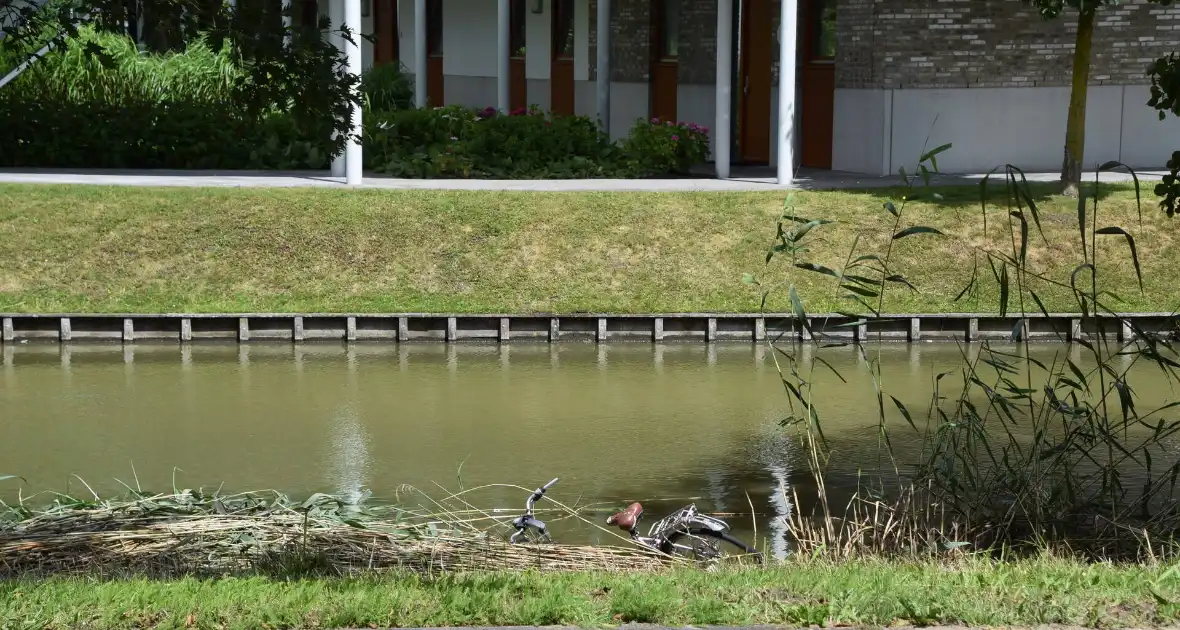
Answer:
[1062,7,1096,198]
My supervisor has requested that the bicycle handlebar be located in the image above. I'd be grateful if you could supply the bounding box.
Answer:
[524,477,559,513]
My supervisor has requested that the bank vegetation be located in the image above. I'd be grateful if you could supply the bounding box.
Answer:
[760,151,1180,564]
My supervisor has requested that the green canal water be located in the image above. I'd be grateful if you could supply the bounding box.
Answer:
[0,341,1172,557]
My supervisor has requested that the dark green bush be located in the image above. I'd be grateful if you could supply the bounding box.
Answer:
[621,117,712,176]
[361,62,414,112]
[365,105,634,178]
[0,30,714,177]
[0,27,335,169]
[0,98,335,169]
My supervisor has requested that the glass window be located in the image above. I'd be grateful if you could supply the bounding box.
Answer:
[427,0,443,56]
[661,0,680,60]
[553,0,574,59]
[812,0,836,59]
[300,0,319,29]
[511,0,526,57]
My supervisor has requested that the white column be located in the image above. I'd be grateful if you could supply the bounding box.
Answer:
[414,0,427,108]
[596,0,611,133]
[714,0,732,179]
[497,0,510,112]
[777,0,798,186]
[345,0,363,186]
[330,0,346,177]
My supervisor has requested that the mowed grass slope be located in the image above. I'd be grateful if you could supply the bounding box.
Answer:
[3,557,1179,629]
[0,183,1174,314]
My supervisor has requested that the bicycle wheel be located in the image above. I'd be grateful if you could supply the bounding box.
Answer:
[509,526,553,545]
[660,529,762,563]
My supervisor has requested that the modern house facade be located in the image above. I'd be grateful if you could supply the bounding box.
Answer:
[307,0,1180,181]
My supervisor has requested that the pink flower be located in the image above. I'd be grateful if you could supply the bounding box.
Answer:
[671,134,679,141]
[651,117,660,124]
[665,121,673,126]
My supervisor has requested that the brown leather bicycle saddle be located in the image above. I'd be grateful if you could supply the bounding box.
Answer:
[606,502,643,531]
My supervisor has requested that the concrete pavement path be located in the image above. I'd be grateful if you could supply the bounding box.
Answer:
[0,167,1163,192]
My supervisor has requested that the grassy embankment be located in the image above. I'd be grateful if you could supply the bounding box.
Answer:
[0,181,1172,314]
[4,556,1180,629]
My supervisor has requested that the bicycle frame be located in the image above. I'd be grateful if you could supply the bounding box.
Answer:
[508,479,739,560]
[630,504,730,552]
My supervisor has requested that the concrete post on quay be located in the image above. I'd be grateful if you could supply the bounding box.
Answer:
[329,0,346,178]
[596,0,611,134]
[344,0,363,186]
[714,0,733,180]
[414,0,427,109]
[497,0,511,113]
[776,0,798,186]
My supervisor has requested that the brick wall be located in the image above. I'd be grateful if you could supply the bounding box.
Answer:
[588,0,719,84]
[588,0,651,82]
[677,0,718,84]
[837,0,1180,89]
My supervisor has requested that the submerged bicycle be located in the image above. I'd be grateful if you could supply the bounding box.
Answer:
[508,478,761,562]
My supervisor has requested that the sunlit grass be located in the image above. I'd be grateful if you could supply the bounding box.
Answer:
[3,555,1178,629]
[0,182,1167,315]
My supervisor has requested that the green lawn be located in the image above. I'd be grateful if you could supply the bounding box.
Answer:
[3,556,1178,629]
[0,182,1172,314]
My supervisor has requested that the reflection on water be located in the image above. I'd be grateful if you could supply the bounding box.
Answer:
[1,341,1176,558]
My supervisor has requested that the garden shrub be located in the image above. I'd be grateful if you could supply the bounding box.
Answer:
[361,61,414,112]
[621,117,712,176]
[0,29,715,177]
[0,27,336,169]
[365,105,634,178]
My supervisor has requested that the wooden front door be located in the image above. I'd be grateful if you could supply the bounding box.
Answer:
[510,0,527,111]
[426,0,444,106]
[650,0,679,123]
[738,0,773,164]
[550,0,575,117]
[373,0,399,64]
[800,0,835,168]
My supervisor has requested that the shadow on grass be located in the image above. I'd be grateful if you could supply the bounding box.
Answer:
[824,179,1137,210]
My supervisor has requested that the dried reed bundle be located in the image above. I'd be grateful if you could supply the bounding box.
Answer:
[0,486,671,578]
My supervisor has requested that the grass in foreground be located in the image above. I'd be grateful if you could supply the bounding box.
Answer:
[3,556,1180,629]
[0,182,1173,314]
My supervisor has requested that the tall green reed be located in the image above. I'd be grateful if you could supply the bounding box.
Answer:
[7,25,240,104]
[752,147,1180,559]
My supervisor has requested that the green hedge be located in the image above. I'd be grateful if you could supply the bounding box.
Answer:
[0,27,338,170]
[0,30,711,177]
